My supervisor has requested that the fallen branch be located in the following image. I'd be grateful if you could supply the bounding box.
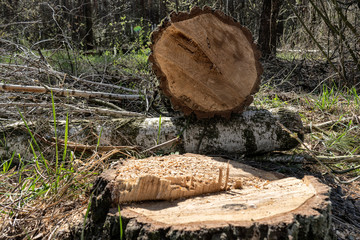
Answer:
[0,102,145,117]
[2,119,90,133]
[66,103,146,117]
[88,106,145,117]
[0,63,141,93]
[305,115,359,133]
[277,121,360,184]
[0,83,142,101]
[141,137,180,153]
[245,154,306,163]
[316,155,360,163]
[57,139,138,152]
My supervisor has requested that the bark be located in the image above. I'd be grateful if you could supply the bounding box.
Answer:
[258,0,272,57]
[270,0,282,54]
[149,6,262,118]
[117,107,304,155]
[57,155,334,240]
[0,108,304,160]
[258,0,282,57]
[83,0,94,50]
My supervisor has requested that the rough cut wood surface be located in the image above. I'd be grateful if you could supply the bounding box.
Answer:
[73,154,332,240]
[149,6,262,118]
[109,154,279,203]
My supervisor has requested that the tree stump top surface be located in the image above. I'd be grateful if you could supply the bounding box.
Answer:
[98,154,330,234]
[122,176,323,226]
[109,154,281,203]
[149,6,263,118]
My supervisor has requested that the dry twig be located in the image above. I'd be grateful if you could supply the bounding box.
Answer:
[276,121,360,184]
[0,83,142,101]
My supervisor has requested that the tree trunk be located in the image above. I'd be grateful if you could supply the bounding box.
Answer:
[1,108,303,160]
[175,0,179,12]
[83,0,94,50]
[258,0,282,57]
[96,107,303,156]
[258,0,272,57]
[149,6,262,118]
[58,154,334,240]
[270,0,282,54]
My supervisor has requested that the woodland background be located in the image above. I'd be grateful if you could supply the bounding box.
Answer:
[1,0,359,82]
[0,0,360,239]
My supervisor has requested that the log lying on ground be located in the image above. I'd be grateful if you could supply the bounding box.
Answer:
[70,154,333,240]
[0,108,303,159]
[149,6,262,118]
[102,107,304,155]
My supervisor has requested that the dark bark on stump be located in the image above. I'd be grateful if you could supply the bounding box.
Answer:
[57,159,334,240]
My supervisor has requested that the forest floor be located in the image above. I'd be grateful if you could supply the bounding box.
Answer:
[0,48,359,239]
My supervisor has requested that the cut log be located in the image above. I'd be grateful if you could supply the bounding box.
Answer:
[0,108,303,159]
[149,6,262,118]
[110,107,304,155]
[73,154,333,240]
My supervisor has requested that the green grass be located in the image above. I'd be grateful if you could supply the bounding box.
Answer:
[253,93,289,108]
[254,83,360,157]
[0,94,120,239]
[157,115,162,145]
[45,47,151,77]
[118,205,123,240]
[276,50,325,61]
[315,85,339,112]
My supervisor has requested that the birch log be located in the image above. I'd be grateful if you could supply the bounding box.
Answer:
[0,108,303,159]
[99,107,304,155]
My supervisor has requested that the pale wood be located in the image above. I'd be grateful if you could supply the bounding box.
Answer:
[124,177,315,224]
[109,154,278,203]
[0,83,142,100]
[75,154,333,240]
[149,6,262,118]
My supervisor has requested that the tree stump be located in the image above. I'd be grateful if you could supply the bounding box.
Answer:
[80,154,333,240]
[149,6,262,118]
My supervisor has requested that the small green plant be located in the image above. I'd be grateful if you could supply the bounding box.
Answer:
[351,87,360,108]
[18,109,50,174]
[325,119,359,155]
[118,205,123,240]
[315,85,339,111]
[253,93,287,108]
[96,127,103,152]
[1,151,15,174]
[81,197,92,240]
[157,115,162,145]
[1,93,114,238]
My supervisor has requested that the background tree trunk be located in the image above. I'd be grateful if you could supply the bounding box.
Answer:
[258,0,282,57]
[270,0,282,54]
[258,0,272,56]
[83,0,94,50]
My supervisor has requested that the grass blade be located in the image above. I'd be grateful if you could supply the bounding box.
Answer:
[118,205,123,240]
[157,115,162,145]
[81,197,92,240]
[51,90,59,176]
[18,108,50,174]
[62,112,69,164]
